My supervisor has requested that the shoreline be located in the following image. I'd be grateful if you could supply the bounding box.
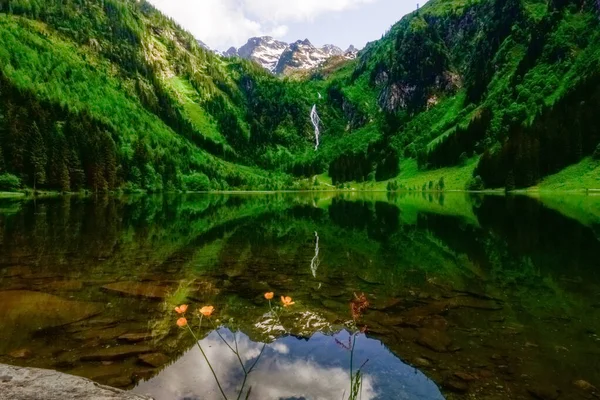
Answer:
[2,188,600,199]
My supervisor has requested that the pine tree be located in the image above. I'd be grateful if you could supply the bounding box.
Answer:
[506,170,516,192]
[102,132,118,189]
[593,143,600,160]
[30,122,47,190]
[438,177,445,191]
[68,148,85,189]
[0,108,5,174]
[59,162,70,192]
[0,142,5,173]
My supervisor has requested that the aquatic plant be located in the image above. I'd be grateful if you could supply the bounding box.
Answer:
[173,292,371,399]
[345,293,371,400]
[174,293,295,399]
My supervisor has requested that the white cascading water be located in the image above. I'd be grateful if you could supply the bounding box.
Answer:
[310,231,320,278]
[310,102,322,151]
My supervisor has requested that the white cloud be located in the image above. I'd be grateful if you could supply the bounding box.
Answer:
[244,0,376,22]
[148,0,376,50]
[148,0,261,49]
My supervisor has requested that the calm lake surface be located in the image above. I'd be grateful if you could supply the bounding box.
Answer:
[0,192,599,399]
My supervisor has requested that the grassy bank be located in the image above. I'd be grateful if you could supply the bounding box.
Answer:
[315,158,479,192]
[534,158,600,191]
[3,156,598,197]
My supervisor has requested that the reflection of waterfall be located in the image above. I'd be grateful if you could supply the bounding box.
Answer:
[310,105,322,151]
[311,231,320,278]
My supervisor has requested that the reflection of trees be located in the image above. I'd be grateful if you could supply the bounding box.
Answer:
[0,195,302,277]
[475,195,600,281]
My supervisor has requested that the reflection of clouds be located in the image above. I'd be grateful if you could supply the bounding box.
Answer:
[134,330,376,400]
[271,342,289,354]
[249,358,375,400]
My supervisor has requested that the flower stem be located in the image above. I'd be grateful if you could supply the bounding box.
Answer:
[211,320,247,374]
[186,325,229,400]
[236,343,266,400]
[349,334,357,399]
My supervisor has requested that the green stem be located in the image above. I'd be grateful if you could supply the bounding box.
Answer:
[211,320,247,374]
[186,324,229,400]
[349,334,357,399]
[247,343,266,375]
[236,300,275,400]
[236,343,266,400]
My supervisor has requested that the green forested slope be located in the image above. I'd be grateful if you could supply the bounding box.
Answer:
[0,0,598,192]
[317,0,600,189]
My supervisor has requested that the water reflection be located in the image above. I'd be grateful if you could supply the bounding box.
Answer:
[311,231,320,278]
[134,329,444,400]
[0,193,599,399]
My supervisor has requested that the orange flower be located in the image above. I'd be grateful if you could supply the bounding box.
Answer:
[176,317,187,327]
[264,292,274,300]
[281,296,295,307]
[174,304,188,314]
[199,305,215,317]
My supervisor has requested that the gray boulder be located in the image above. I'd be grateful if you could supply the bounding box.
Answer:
[0,364,153,400]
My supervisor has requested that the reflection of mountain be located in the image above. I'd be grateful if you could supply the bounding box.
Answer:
[133,329,443,400]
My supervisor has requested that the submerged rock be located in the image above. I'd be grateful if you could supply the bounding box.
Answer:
[527,386,561,400]
[417,328,452,352]
[45,280,84,292]
[72,326,129,342]
[2,266,32,278]
[80,345,153,361]
[138,353,169,368]
[8,349,32,359]
[573,379,596,391]
[0,363,152,399]
[412,357,432,368]
[0,290,102,352]
[118,333,153,343]
[443,378,469,393]
[454,371,477,381]
[101,282,170,300]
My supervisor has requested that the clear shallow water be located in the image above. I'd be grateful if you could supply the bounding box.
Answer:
[0,192,599,399]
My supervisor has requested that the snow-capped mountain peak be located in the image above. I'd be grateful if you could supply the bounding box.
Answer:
[223,37,359,74]
[229,36,289,72]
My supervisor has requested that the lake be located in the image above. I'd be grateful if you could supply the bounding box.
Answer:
[0,192,599,399]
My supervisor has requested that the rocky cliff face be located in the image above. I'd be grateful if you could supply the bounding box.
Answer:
[225,37,358,74]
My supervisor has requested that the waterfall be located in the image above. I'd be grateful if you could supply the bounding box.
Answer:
[310,104,322,151]
[310,231,320,278]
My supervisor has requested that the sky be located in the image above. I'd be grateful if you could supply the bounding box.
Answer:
[147,0,427,51]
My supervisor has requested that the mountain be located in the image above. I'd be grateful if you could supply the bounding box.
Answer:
[196,39,210,51]
[344,45,359,59]
[234,36,288,72]
[225,36,356,74]
[0,0,599,194]
[274,39,342,75]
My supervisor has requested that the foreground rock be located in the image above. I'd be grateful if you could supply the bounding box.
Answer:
[0,364,153,400]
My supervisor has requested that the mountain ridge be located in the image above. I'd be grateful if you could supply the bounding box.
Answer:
[224,36,358,74]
